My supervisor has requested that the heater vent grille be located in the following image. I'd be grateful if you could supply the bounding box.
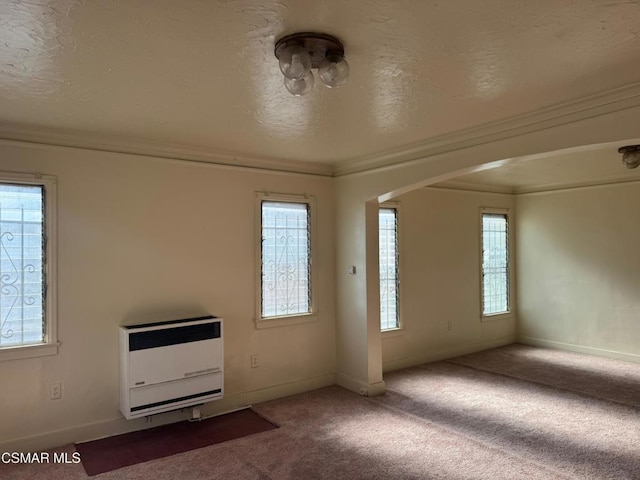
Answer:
[129,322,221,351]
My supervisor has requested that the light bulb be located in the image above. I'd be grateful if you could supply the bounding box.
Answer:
[279,45,311,80]
[284,70,314,96]
[319,54,349,88]
[623,151,640,169]
[619,146,640,169]
[289,53,305,79]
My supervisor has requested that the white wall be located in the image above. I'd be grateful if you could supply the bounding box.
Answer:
[382,188,516,371]
[4,103,640,450]
[517,182,640,361]
[0,141,336,451]
[335,104,640,397]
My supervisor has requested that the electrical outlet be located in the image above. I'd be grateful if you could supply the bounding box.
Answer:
[49,382,62,400]
[191,406,201,420]
[250,355,259,368]
[447,321,453,331]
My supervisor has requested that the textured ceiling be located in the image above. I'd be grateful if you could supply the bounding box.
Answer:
[1,1,640,171]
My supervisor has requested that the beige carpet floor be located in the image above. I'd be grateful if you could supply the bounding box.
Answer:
[3,344,640,479]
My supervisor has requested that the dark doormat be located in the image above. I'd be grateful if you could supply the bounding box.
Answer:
[75,409,278,476]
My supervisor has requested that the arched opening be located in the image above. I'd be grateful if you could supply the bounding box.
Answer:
[376,140,640,376]
[334,103,640,396]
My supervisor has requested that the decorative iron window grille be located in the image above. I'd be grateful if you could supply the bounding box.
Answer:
[379,207,399,330]
[0,183,46,347]
[482,212,509,315]
[260,201,311,318]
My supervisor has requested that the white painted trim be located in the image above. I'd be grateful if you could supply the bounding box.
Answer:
[481,313,514,323]
[0,138,334,180]
[0,372,336,453]
[334,81,640,176]
[428,181,515,195]
[517,337,640,364]
[515,177,640,196]
[254,193,318,328]
[0,126,333,177]
[241,372,336,405]
[426,177,640,196]
[2,83,640,179]
[382,336,516,373]
[0,342,59,362]
[381,328,405,338]
[379,202,402,332]
[336,372,386,397]
[0,172,58,362]
[254,314,317,329]
[479,208,513,320]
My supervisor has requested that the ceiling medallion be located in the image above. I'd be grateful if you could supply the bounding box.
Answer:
[274,32,349,96]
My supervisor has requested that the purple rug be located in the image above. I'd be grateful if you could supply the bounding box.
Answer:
[75,409,277,476]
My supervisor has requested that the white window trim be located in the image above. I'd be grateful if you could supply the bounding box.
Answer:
[479,207,513,322]
[254,192,318,329]
[0,171,58,362]
[380,201,403,334]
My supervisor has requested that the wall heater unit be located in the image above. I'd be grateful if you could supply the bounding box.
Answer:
[119,316,223,419]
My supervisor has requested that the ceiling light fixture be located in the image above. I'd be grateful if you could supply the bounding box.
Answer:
[619,145,640,169]
[274,32,349,96]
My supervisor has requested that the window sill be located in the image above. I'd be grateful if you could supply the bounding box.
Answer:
[254,314,317,329]
[381,328,405,338]
[481,312,513,323]
[0,342,59,362]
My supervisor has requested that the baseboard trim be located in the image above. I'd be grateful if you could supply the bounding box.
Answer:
[0,372,336,454]
[517,337,640,364]
[336,373,386,397]
[382,336,516,373]
[241,373,336,406]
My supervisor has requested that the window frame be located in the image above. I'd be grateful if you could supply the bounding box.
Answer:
[479,207,512,321]
[379,202,402,333]
[254,192,318,329]
[0,171,58,361]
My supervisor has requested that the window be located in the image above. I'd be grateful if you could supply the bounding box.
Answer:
[379,206,400,330]
[0,172,57,361]
[256,193,316,327]
[481,209,510,316]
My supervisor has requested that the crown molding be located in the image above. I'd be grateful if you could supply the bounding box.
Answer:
[333,81,640,177]
[0,123,334,177]
[427,181,514,195]
[428,174,640,196]
[514,176,640,195]
[2,82,640,179]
